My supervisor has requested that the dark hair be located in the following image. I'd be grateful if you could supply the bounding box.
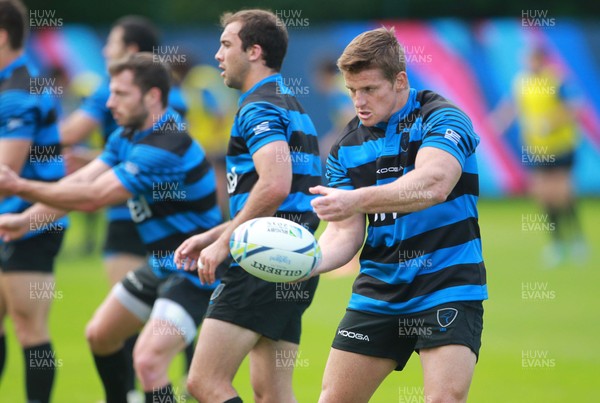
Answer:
[113,15,159,53]
[220,9,287,71]
[108,52,170,107]
[338,27,405,83]
[0,0,27,50]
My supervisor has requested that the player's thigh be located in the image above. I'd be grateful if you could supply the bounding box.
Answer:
[419,344,476,403]
[249,338,297,400]
[87,287,145,347]
[319,348,396,403]
[0,272,54,320]
[103,254,146,286]
[191,318,260,382]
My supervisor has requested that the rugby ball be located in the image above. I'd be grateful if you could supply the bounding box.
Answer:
[229,217,321,282]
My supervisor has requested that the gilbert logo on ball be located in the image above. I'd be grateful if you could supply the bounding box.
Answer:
[230,217,321,282]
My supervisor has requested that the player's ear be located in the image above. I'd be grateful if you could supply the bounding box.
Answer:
[395,71,408,92]
[0,29,8,48]
[247,44,263,63]
[145,87,162,106]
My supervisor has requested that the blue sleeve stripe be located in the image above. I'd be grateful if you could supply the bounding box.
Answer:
[291,154,322,175]
[419,141,465,168]
[247,133,288,155]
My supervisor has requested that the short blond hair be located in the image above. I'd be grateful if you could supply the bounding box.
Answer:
[337,27,405,83]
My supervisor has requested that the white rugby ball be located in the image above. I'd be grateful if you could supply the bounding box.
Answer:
[229,217,321,282]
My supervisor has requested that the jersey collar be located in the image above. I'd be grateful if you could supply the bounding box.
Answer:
[0,54,28,82]
[121,106,182,141]
[238,73,281,106]
[372,88,418,132]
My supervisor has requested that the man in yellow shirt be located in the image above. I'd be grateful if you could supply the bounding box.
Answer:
[495,47,586,267]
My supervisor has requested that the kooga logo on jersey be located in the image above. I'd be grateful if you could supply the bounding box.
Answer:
[376,166,401,174]
[337,329,370,341]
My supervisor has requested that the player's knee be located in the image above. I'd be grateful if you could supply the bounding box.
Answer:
[185,376,204,400]
[133,348,164,388]
[425,387,468,403]
[186,375,227,402]
[85,319,112,353]
[9,308,47,346]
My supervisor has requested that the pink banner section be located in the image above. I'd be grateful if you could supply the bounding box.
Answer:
[384,20,527,194]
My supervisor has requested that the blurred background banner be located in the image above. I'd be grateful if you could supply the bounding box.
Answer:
[26,17,600,197]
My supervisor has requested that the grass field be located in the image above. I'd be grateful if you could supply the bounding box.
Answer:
[1,198,598,402]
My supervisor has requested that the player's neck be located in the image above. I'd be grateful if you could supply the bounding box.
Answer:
[0,49,23,71]
[241,66,278,93]
[140,106,168,132]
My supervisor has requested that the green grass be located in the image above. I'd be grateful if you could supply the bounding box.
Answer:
[1,198,599,402]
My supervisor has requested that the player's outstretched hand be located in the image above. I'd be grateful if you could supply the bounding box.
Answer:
[197,238,229,286]
[0,165,20,196]
[310,185,358,222]
[0,213,29,242]
[174,233,212,271]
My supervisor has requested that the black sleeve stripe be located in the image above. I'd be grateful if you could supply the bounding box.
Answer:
[231,171,322,196]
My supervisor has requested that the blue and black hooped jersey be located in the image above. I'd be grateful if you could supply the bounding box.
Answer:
[327,88,487,315]
[226,74,322,233]
[80,78,188,224]
[100,107,222,289]
[0,55,68,237]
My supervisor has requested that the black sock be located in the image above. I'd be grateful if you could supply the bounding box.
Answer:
[184,341,195,373]
[93,349,129,403]
[0,334,6,378]
[565,201,583,239]
[123,334,138,392]
[546,207,561,241]
[24,342,56,403]
[223,397,243,403]
[145,383,173,403]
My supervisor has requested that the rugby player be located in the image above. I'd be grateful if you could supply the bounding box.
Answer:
[174,9,321,403]
[309,27,487,403]
[0,53,221,403]
[0,1,67,401]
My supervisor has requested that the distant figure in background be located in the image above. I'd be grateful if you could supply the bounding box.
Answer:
[493,46,586,268]
[314,58,359,278]
[180,61,235,219]
[314,58,355,163]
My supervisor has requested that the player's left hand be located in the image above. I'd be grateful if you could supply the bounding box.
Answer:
[0,165,20,196]
[310,185,359,221]
[197,237,229,285]
[0,213,29,242]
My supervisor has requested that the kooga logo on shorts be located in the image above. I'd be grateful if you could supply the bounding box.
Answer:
[338,329,370,341]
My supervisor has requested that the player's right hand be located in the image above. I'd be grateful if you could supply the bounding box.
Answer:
[174,233,211,271]
[0,213,29,242]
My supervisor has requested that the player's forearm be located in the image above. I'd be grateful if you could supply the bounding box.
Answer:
[203,221,231,242]
[315,222,363,275]
[217,179,288,243]
[14,178,99,212]
[60,111,98,146]
[23,202,68,223]
[354,168,449,215]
